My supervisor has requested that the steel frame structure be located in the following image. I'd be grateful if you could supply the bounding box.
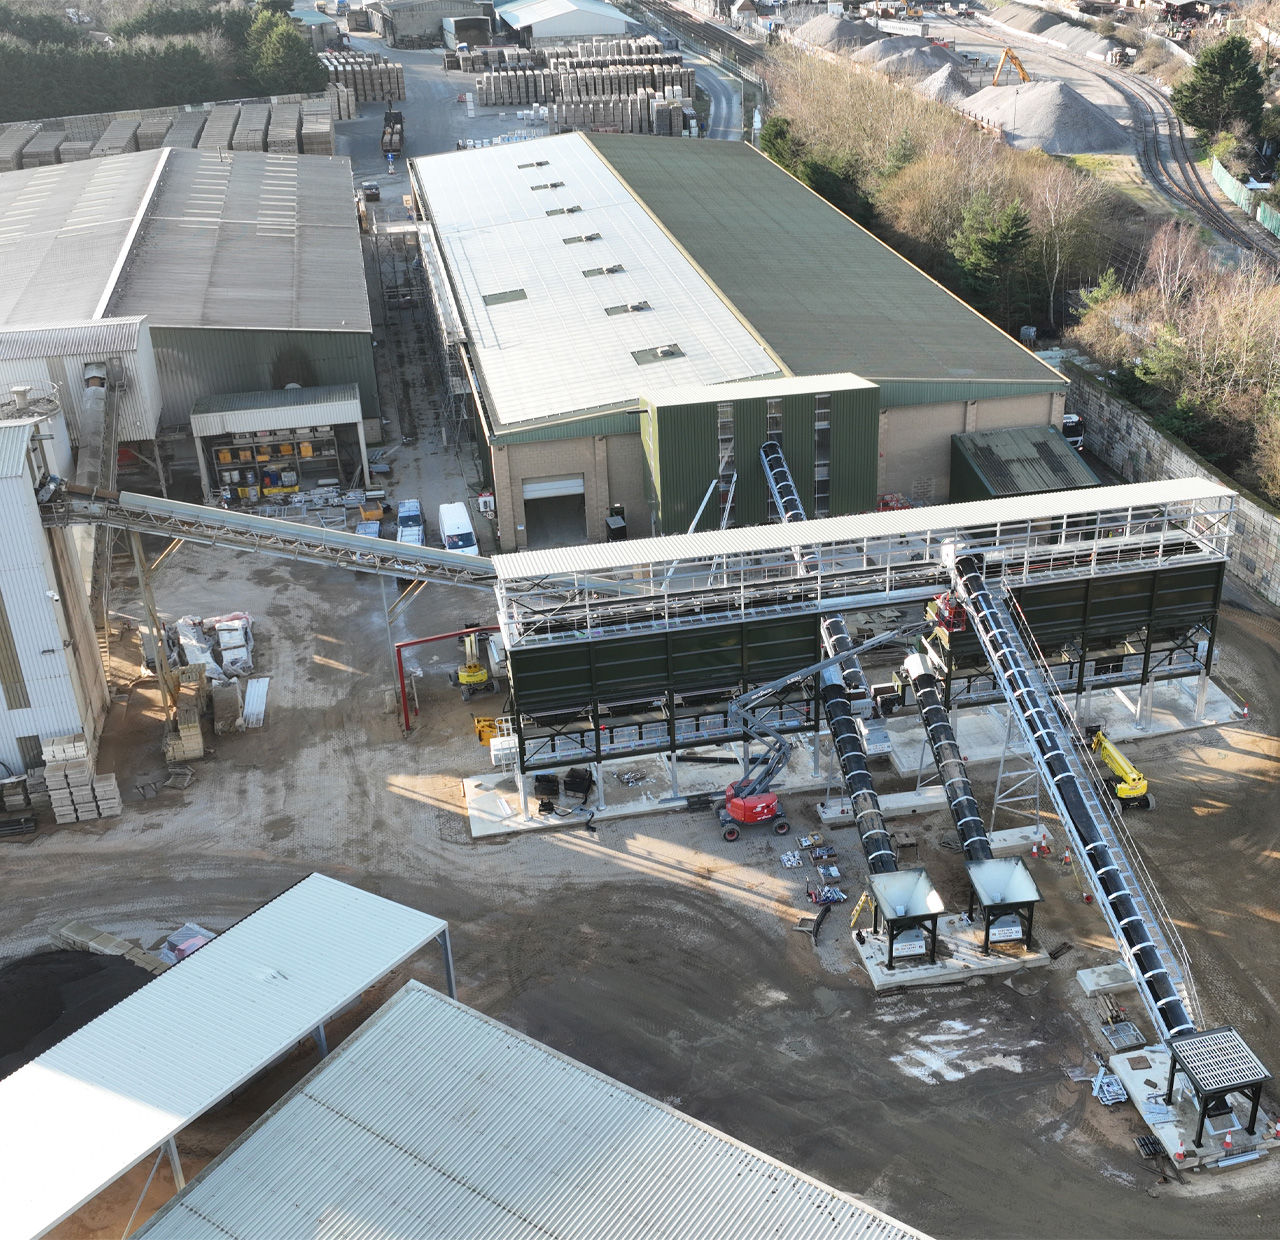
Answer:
[494,482,1235,651]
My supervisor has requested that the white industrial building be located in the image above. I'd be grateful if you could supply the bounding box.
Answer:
[134,979,927,1239]
[498,0,632,41]
[0,874,455,1240]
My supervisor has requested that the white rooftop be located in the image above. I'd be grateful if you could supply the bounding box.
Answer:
[411,133,782,427]
[492,476,1237,579]
[0,874,449,1240]
[135,981,928,1240]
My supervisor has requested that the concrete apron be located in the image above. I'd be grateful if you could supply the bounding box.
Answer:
[885,675,1244,780]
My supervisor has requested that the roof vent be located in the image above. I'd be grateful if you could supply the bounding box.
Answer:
[632,344,685,365]
[605,301,651,316]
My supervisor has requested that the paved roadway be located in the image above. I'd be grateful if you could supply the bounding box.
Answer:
[693,57,743,140]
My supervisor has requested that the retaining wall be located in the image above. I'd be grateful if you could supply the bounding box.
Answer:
[1064,361,1280,604]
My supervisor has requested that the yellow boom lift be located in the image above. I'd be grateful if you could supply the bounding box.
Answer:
[992,47,1030,86]
[1088,728,1153,811]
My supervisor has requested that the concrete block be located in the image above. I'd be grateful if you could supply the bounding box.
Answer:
[1077,963,1137,996]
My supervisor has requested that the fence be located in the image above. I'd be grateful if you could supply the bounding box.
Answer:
[1212,157,1255,213]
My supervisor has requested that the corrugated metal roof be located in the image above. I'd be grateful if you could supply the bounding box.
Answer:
[190,384,363,436]
[191,383,361,414]
[585,135,1064,391]
[0,421,33,478]
[493,477,1235,578]
[105,149,371,332]
[410,134,781,427]
[644,371,876,408]
[135,981,928,1240]
[0,873,448,1240]
[500,0,628,27]
[0,152,163,329]
[0,317,145,362]
[953,425,1099,497]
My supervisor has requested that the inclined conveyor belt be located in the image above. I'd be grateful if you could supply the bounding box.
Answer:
[761,441,897,874]
[902,653,993,862]
[952,554,1195,1039]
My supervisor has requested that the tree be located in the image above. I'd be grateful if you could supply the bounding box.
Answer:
[253,22,326,93]
[949,191,1031,329]
[1172,35,1264,135]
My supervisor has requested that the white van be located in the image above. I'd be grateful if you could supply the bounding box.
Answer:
[438,501,480,555]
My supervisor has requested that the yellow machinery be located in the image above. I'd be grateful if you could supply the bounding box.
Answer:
[450,631,495,702]
[474,716,498,745]
[1089,728,1153,810]
[992,47,1030,86]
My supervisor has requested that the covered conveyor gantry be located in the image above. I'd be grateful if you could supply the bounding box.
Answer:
[947,548,1272,1141]
[901,652,1041,952]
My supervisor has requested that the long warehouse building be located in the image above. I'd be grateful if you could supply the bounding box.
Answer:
[411,132,1066,550]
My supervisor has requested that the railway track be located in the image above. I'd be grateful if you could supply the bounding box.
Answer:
[637,0,769,73]
[959,21,1280,261]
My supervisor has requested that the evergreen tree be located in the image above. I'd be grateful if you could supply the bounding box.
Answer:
[1172,35,1264,136]
[254,24,327,94]
[949,191,1031,329]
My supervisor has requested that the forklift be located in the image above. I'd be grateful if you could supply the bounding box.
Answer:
[1087,726,1153,810]
[718,623,929,841]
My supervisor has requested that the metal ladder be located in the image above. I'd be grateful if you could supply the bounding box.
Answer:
[980,582,1201,1026]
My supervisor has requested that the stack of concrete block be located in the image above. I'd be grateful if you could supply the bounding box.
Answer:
[267,103,301,152]
[164,110,208,148]
[92,773,121,817]
[550,87,691,136]
[0,769,50,813]
[46,758,99,824]
[0,123,41,172]
[59,140,94,162]
[178,663,211,710]
[302,98,336,153]
[164,703,205,763]
[54,921,170,974]
[318,52,405,101]
[232,103,271,151]
[90,118,140,158]
[475,61,694,108]
[43,732,89,762]
[198,104,240,150]
[137,115,174,149]
[19,131,65,166]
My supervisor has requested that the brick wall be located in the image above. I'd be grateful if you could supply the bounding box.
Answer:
[1065,362,1280,605]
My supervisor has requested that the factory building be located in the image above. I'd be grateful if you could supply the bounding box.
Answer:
[366,0,496,45]
[497,0,633,42]
[411,133,1066,551]
[0,146,376,485]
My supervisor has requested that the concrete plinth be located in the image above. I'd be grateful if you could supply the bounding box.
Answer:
[1076,963,1138,996]
[1108,1044,1278,1168]
[851,913,1050,992]
[816,786,946,824]
[988,825,1054,857]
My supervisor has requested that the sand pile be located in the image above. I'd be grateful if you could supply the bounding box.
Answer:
[793,14,885,50]
[964,79,1127,153]
[854,34,965,78]
[991,2,1118,59]
[915,63,976,105]
[853,34,934,63]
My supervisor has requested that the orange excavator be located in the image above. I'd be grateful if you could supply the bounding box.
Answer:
[992,47,1031,86]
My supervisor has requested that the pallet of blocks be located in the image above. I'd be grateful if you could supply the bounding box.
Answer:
[232,103,271,151]
[90,118,140,158]
[267,103,301,152]
[164,110,208,148]
[59,140,94,162]
[302,99,335,153]
[19,130,65,166]
[136,115,173,149]
[198,104,240,150]
[0,123,40,172]
[164,703,205,764]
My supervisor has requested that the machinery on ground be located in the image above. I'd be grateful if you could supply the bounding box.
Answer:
[381,110,404,156]
[992,47,1030,85]
[450,630,497,702]
[718,626,929,842]
[1088,726,1153,810]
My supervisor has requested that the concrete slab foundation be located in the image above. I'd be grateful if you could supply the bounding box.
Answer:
[1077,963,1139,996]
[851,912,1050,992]
[988,825,1055,857]
[1107,1044,1279,1168]
[887,677,1243,779]
[816,786,946,824]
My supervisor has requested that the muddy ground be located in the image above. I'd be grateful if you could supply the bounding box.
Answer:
[2,536,1279,1238]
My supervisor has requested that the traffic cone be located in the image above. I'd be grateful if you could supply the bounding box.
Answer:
[1224,1131,1233,1155]
[1243,703,1250,720]
[1175,1139,1185,1161]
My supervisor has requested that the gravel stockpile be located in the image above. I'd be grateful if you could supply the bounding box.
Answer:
[852,34,935,63]
[964,79,1127,152]
[990,2,1118,59]
[915,63,976,105]
[794,14,885,50]
[877,45,966,79]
